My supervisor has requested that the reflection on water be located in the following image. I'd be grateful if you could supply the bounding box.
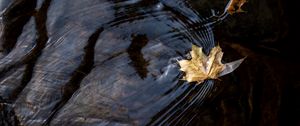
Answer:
[0,0,247,125]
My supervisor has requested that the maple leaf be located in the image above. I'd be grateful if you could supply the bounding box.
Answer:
[178,44,244,84]
[225,0,247,15]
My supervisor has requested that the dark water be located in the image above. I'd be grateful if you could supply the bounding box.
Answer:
[0,0,298,126]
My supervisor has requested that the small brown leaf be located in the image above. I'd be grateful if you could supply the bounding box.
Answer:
[178,44,244,84]
[225,0,247,15]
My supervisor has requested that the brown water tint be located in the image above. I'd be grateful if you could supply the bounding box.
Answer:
[0,0,296,125]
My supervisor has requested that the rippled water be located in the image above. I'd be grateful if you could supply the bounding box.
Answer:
[0,0,231,125]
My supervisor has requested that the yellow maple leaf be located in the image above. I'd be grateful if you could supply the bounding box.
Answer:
[178,44,244,84]
[225,0,247,15]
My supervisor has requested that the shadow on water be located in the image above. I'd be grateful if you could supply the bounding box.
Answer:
[127,34,149,79]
